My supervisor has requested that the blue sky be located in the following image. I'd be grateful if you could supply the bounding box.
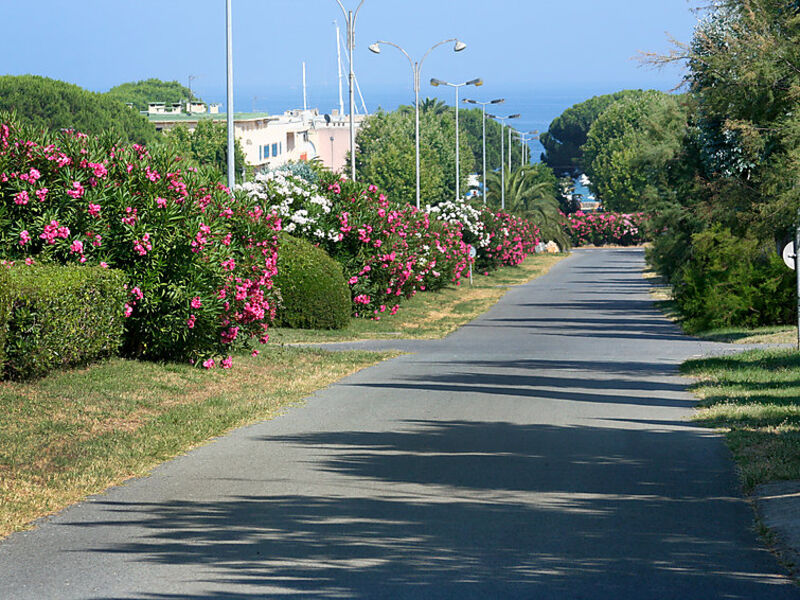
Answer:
[0,0,701,112]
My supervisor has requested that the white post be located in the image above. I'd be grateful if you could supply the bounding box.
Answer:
[335,22,345,115]
[348,11,356,180]
[500,121,505,210]
[225,0,235,190]
[482,105,487,204]
[302,62,308,111]
[414,65,421,210]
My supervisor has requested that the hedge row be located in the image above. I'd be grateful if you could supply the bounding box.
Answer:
[0,263,126,380]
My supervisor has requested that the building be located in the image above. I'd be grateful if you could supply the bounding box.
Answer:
[148,104,366,174]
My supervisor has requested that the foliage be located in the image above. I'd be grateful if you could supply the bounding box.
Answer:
[0,75,158,146]
[564,211,649,247]
[674,226,794,332]
[3,264,127,380]
[583,91,689,212]
[0,266,10,375]
[355,107,474,206]
[106,78,199,113]
[0,114,280,368]
[457,107,524,174]
[162,120,246,179]
[273,233,350,330]
[539,90,645,176]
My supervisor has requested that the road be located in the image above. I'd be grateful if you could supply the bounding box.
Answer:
[0,248,797,599]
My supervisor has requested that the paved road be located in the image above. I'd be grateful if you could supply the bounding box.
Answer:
[1,248,797,599]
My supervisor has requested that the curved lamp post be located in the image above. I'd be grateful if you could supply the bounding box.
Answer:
[463,97,504,203]
[225,0,235,190]
[430,77,483,201]
[369,38,467,209]
[335,0,366,181]
[513,130,539,166]
[487,113,520,210]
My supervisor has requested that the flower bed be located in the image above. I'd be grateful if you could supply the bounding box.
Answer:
[564,211,648,246]
[0,116,280,369]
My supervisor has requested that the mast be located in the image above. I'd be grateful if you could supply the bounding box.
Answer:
[302,62,308,111]
[335,21,345,115]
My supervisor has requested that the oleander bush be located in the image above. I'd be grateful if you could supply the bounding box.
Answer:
[564,210,648,246]
[273,234,350,330]
[0,265,11,375]
[673,226,794,333]
[4,264,127,380]
[0,114,281,368]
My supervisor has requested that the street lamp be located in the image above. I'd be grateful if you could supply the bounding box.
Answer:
[335,0,366,182]
[369,38,467,209]
[513,130,539,166]
[487,113,520,210]
[225,0,235,190]
[464,97,504,203]
[430,77,483,201]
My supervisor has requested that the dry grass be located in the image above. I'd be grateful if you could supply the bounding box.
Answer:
[0,347,390,538]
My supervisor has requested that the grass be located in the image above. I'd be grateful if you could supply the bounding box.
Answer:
[0,346,391,539]
[682,348,800,493]
[269,252,568,345]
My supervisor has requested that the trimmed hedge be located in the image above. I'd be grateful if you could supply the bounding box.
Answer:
[4,265,127,380]
[274,234,350,330]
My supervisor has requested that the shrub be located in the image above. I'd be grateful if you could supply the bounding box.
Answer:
[273,234,350,330]
[0,114,281,368]
[674,226,794,332]
[3,264,127,380]
[564,211,648,247]
[0,266,11,374]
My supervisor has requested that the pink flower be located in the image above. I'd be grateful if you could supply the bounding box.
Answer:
[19,230,30,246]
[88,203,101,217]
[130,287,144,301]
[251,350,260,357]
[221,356,233,369]
[14,191,29,205]
[203,358,215,369]
[66,181,85,199]
[348,276,359,285]
[100,262,109,269]
[124,303,133,318]
[70,240,84,255]
[155,197,167,208]
[28,168,41,181]
[187,314,196,329]
[24,257,34,266]
[36,188,48,202]
[191,296,202,309]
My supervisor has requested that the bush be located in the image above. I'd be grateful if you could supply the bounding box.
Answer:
[0,114,281,368]
[564,211,648,247]
[0,266,11,374]
[4,264,127,380]
[674,226,794,332]
[273,234,350,330]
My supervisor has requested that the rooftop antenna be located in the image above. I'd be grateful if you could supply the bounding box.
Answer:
[334,21,345,115]
[302,62,308,111]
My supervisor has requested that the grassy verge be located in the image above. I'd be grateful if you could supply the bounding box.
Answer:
[0,346,391,539]
[269,252,568,345]
[682,348,800,493]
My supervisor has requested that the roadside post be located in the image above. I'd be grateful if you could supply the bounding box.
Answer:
[782,209,800,351]
[468,245,476,286]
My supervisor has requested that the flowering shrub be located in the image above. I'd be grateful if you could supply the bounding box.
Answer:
[564,211,648,247]
[0,116,280,366]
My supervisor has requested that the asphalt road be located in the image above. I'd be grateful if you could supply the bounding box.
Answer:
[1,248,797,599]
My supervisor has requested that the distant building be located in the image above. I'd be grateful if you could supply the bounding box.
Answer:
[148,104,367,174]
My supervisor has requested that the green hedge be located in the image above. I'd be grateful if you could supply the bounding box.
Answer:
[4,265,127,380]
[274,234,350,330]
[0,266,11,375]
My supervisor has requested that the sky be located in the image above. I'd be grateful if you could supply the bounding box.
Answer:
[0,0,702,115]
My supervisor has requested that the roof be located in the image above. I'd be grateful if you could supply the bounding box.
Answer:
[148,112,273,123]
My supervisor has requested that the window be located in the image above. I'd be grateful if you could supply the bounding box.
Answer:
[263,145,270,159]
[272,143,279,156]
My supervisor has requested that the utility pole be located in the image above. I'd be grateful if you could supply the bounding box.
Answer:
[225,0,235,190]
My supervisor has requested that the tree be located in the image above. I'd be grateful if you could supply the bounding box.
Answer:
[582,91,689,212]
[163,120,246,178]
[0,75,158,146]
[458,108,525,174]
[106,78,200,113]
[355,108,474,205]
[539,90,645,176]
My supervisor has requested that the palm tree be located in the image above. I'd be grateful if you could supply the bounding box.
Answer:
[485,165,569,248]
[419,97,449,115]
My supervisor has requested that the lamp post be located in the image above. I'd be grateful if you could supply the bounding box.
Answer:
[488,113,520,210]
[335,0,366,182]
[225,0,235,191]
[430,77,483,201]
[513,130,539,166]
[369,39,467,209]
[463,98,504,203]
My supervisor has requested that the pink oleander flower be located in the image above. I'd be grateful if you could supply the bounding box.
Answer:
[88,203,101,217]
[19,230,30,246]
[251,350,260,357]
[221,356,233,369]
[36,188,48,202]
[187,314,196,329]
[14,190,29,205]
[130,287,144,301]
[155,197,167,208]
[24,257,34,266]
[70,240,84,255]
[348,276,358,285]
[191,296,202,309]
[202,358,215,369]
[100,262,109,269]
[124,303,133,318]
[66,181,85,199]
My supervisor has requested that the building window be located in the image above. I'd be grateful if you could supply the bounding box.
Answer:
[272,143,279,156]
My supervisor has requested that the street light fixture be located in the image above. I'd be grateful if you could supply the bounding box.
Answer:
[335,0,366,182]
[463,97,504,203]
[430,77,483,201]
[513,130,539,166]
[487,113,520,210]
[369,38,467,209]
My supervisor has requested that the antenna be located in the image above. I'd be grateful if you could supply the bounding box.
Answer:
[302,62,308,111]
